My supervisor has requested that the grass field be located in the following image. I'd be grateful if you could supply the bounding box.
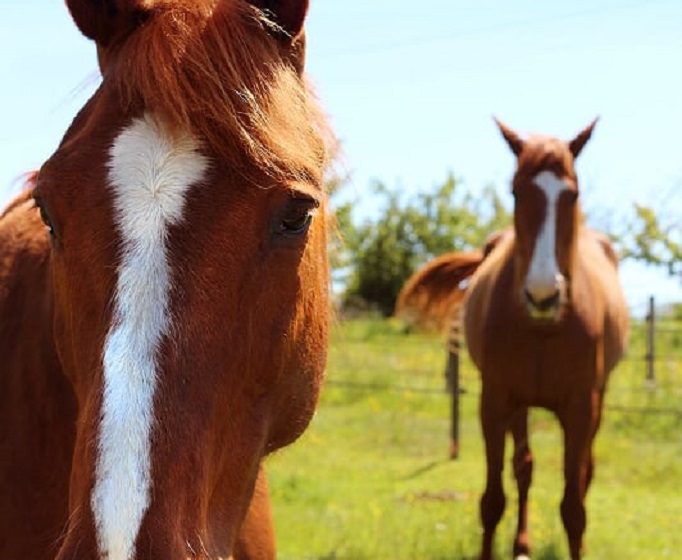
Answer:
[266,318,682,560]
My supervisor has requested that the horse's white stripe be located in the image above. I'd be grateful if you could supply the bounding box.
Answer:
[92,114,207,560]
[526,170,568,300]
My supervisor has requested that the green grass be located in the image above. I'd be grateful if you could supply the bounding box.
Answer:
[266,318,682,559]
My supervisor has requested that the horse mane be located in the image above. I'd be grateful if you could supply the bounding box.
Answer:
[0,172,38,220]
[396,251,483,331]
[107,0,331,184]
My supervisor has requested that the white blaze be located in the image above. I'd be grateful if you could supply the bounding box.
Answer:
[525,170,568,301]
[92,114,207,560]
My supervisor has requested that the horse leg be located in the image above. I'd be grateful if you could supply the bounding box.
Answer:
[232,465,275,560]
[510,407,533,559]
[585,391,605,494]
[479,390,509,560]
[578,391,604,558]
[559,397,594,560]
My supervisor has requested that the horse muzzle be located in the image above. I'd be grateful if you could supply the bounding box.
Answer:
[523,274,567,321]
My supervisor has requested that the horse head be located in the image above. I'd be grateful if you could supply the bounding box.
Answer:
[31,1,330,558]
[494,117,598,321]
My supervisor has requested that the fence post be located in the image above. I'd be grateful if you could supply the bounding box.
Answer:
[445,349,460,459]
[645,295,656,387]
[445,311,462,460]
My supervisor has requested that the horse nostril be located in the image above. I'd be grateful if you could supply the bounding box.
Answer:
[524,289,560,311]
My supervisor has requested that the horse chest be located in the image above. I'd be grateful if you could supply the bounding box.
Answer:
[482,315,599,407]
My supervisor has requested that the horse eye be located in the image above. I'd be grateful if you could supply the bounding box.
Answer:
[280,210,313,235]
[34,198,56,238]
[278,198,318,236]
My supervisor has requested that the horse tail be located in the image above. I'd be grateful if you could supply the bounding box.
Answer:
[395,250,484,331]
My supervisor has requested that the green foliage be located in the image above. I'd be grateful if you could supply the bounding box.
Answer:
[327,170,353,274]
[339,175,511,315]
[340,185,418,316]
[615,203,681,280]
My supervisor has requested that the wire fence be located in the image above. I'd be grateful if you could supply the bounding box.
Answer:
[324,298,682,445]
[325,367,682,418]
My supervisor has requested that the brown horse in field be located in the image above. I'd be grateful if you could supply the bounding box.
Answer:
[398,120,629,559]
[0,1,331,559]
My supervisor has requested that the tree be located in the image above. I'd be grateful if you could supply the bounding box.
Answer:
[339,174,511,315]
[613,204,681,280]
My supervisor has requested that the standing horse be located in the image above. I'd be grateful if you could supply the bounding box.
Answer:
[0,1,331,559]
[398,120,629,559]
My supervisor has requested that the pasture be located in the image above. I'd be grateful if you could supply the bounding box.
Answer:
[267,317,682,559]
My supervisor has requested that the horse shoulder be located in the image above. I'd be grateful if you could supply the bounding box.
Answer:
[0,189,58,374]
[576,230,629,368]
[0,192,77,558]
[590,229,619,268]
[0,193,56,390]
[482,227,513,258]
[464,234,515,369]
[0,193,49,291]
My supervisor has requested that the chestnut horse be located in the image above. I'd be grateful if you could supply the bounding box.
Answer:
[398,120,629,559]
[0,1,331,559]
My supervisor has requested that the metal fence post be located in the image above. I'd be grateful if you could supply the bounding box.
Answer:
[445,311,462,460]
[645,295,656,386]
[445,349,460,459]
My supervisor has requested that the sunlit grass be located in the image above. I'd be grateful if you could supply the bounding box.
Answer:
[267,318,682,559]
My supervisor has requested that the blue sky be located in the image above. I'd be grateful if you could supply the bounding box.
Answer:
[1,0,680,312]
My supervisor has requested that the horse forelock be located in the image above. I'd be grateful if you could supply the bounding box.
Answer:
[106,0,330,186]
[514,136,577,187]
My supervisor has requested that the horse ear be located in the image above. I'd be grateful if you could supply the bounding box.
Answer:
[569,117,599,158]
[493,117,525,157]
[250,0,310,40]
[66,0,150,47]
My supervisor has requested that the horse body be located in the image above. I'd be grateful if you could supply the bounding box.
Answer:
[466,227,628,399]
[468,123,629,560]
[398,120,628,559]
[470,233,627,559]
[1,1,330,559]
